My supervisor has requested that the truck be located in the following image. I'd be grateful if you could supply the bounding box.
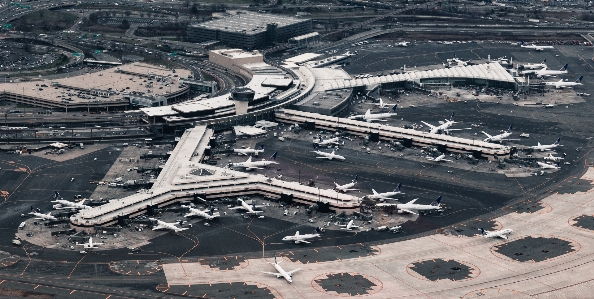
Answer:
[80,143,84,149]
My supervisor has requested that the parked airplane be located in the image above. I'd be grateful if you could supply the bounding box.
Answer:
[396,41,410,47]
[482,124,518,143]
[520,41,554,51]
[49,142,68,149]
[229,198,264,214]
[312,144,345,161]
[282,229,321,244]
[234,145,264,156]
[340,219,359,230]
[530,138,562,151]
[314,136,341,146]
[52,199,91,210]
[421,113,461,134]
[545,76,583,89]
[376,196,443,215]
[480,228,513,239]
[183,206,220,220]
[426,154,453,162]
[76,237,104,249]
[543,153,566,162]
[262,256,301,283]
[29,212,57,221]
[532,64,568,78]
[537,161,560,170]
[374,98,395,109]
[522,59,547,70]
[150,219,188,232]
[367,183,404,201]
[334,175,358,192]
[446,55,469,67]
[348,105,397,122]
[229,152,278,170]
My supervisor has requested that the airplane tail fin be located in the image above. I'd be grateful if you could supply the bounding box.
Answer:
[315,227,322,234]
[554,138,561,145]
[270,152,278,161]
[353,174,358,182]
[391,104,397,113]
[178,220,184,227]
[508,124,513,132]
[450,112,455,122]
[560,64,568,71]
[372,189,378,195]
[563,153,567,158]
[480,228,486,235]
[576,76,583,83]
[542,59,546,64]
[260,144,265,150]
[313,144,318,150]
[520,41,525,45]
[209,208,215,216]
[431,196,442,207]
[396,182,402,192]
[54,191,60,199]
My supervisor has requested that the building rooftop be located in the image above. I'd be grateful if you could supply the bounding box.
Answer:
[190,12,307,35]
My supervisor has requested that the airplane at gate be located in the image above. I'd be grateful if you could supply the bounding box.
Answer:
[482,124,518,143]
[426,154,452,162]
[537,161,560,170]
[183,206,220,220]
[228,198,264,215]
[229,152,278,171]
[543,153,566,162]
[522,59,547,70]
[150,219,188,232]
[421,113,463,135]
[233,145,264,156]
[76,237,104,249]
[334,175,358,192]
[367,183,404,201]
[339,220,359,231]
[348,105,397,122]
[29,212,57,221]
[530,138,562,151]
[545,76,583,89]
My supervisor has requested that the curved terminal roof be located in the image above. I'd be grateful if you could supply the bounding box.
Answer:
[322,63,515,91]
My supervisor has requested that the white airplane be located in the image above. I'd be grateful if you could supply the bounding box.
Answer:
[374,98,395,109]
[49,142,68,149]
[543,153,566,162]
[426,154,453,162]
[522,59,547,70]
[233,145,264,156]
[531,64,568,78]
[396,41,410,47]
[334,175,358,192]
[530,138,562,151]
[480,228,513,239]
[76,237,104,249]
[482,124,518,143]
[421,113,460,134]
[52,199,91,210]
[367,183,404,201]
[150,219,188,232]
[183,206,220,220]
[545,76,583,89]
[348,105,397,122]
[377,196,443,215]
[229,198,264,214]
[446,55,469,67]
[339,219,359,230]
[537,161,560,170]
[520,41,554,51]
[314,136,341,146]
[229,152,278,171]
[312,144,345,161]
[262,256,301,283]
[29,212,57,221]
[282,229,321,244]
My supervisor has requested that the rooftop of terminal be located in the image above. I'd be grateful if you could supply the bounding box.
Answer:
[189,12,308,35]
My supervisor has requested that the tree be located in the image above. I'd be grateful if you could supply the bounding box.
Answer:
[190,4,198,15]
[119,19,130,29]
[124,10,132,17]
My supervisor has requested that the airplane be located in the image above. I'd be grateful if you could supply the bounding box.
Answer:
[479,228,513,239]
[426,154,453,163]
[374,98,395,109]
[531,64,568,78]
[150,219,188,232]
[530,138,562,152]
[545,76,583,89]
[520,41,554,51]
[312,144,345,161]
[76,237,104,249]
[396,41,410,47]
[522,59,547,70]
[543,153,566,162]
[28,212,57,221]
[229,152,278,171]
[228,198,264,214]
[49,142,68,149]
[377,196,443,215]
[334,175,358,193]
[537,161,560,170]
[233,145,264,156]
[183,206,220,220]
[314,136,341,146]
[51,199,91,210]
[282,229,321,244]
[445,55,469,67]
[262,256,301,283]
[482,124,519,143]
[367,183,404,201]
[421,113,462,134]
[339,219,359,230]
[348,105,397,122]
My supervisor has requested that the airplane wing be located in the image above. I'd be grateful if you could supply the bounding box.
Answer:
[400,208,418,215]
[316,156,332,159]
[296,240,310,244]
[499,234,508,240]
[262,271,283,278]
[376,203,398,207]
[481,131,492,139]
[406,198,418,204]
[246,167,264,170]
[286,268,301,276]
[421,121,435,129]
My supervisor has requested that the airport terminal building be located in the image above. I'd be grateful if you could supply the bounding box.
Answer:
[187,12,312,49]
